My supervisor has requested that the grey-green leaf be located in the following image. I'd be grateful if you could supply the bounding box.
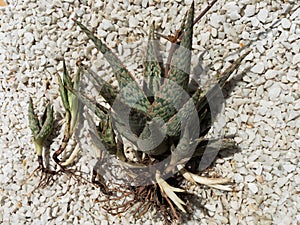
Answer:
[36,104,54,142]
[28,97,41,137]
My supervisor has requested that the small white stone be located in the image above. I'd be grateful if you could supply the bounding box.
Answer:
[290,7,300,20]
[264,172,272,181]
[118,27,128,36]
[206,204,216,212]
[245,175,255,182]
[248,183,258,194]
[90,15,99,28]
[234,173,244,183]
[294,140,300,148]
[244,5,256,17]
[246,128,256,143]
[230,201,240,210]
[24,32,34,43]
[229,12,241,21]
[257,9,268,23]
[292,54,300,65]
[291,42,300,54]
[210,13,225,28]
[200,32,210,46]
[129,15,139,28]
[256,85,264,96]
[142,0,148,7]
[277,177,288,187]
[251,62,265,74]
[295,175,300,184]
[101,19,114,30]
[281,18,291,29]
[268,83,281,100]
[265,69,278,79]
[283,164,296,173]
[251,17,260,27]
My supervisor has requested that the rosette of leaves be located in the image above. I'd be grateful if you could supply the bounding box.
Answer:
[69,1,250,221]
[28,97,54,171]
[53,60,82,167]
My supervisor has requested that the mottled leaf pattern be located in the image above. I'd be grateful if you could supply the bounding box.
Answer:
[74,19,151,114]
[167,2,194,90]
[143,24,162,98]
[28,97,41,137]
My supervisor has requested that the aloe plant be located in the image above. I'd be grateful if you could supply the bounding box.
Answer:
[28,1,250,222]
[53,60,82,167]
[28,97,54,170]
[68,2,250,220]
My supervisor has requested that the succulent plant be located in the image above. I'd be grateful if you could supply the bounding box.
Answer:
[53,60,82,167]
[28,97,54,169]
[28,1,250,222]
[69,2,249,220]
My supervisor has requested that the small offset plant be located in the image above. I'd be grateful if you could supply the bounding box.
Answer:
[28,1,250,223]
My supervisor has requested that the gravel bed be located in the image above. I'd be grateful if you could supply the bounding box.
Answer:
[0,0,299,224]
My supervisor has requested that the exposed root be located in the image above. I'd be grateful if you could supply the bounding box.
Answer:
[177,164,232,191]
[91,174,183,224]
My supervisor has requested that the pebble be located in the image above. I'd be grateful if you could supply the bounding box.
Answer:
[290,7,300,20]
[248,183,258,194]
[128,15,139,28]
[250,62,265,74]
[210,13,225,28]
[101,19,114,30]
[292,54,300,65]
[281,18,291,29]
[282,164,296,173]
[277,177,288,187]
[24,32,34,43]
[245,175,255,182]
[244,5,256,17]
[265,69,278,79]
[268,83,281,100]
[257,8,268,23]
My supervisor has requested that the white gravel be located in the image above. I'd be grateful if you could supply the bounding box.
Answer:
[1,0,300,224]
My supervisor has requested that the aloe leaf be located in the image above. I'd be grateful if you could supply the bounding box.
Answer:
[28,97,41,137]
[197,50,251,114]
[147,4,194,122]
[162,89,202,137]
[74,19,151,114]
[69,66,82,133]
[62,59,72,89]
[57,74,70,112]
[192,138,236,158]
[33,139,43,156]
[167,2,194,90]
[66,86,107,121]
[137,118,168,155]
[168,126,197,170]
[80,65,117,105]
[143,23,162,97]
[35,104,54,142]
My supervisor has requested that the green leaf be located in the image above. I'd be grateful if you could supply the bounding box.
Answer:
[57,74,70,112]
[66,86,107,121]
[143,23,162,97]
[74,19,151,114]
[80,65,117,105]
[36,104,54,142]
[28,97,41,137]
[69,67,82,132]
[167,2,194,90]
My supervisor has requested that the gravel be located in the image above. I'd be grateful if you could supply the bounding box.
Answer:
[1,0,300,224]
